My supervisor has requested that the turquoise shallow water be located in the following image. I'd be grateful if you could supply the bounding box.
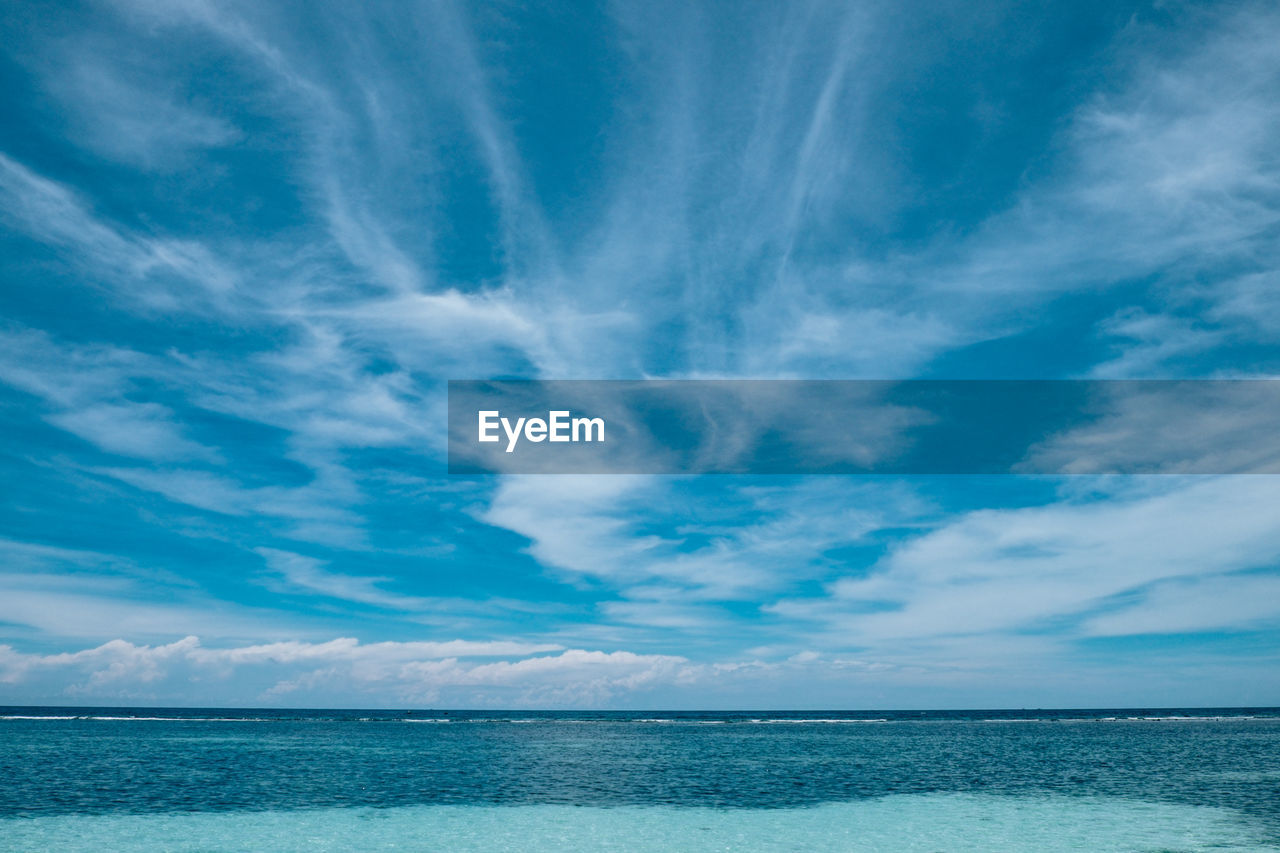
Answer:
[1,795,1272,852]
[2,707,1278,850]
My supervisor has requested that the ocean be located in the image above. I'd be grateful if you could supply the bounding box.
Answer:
[2,707,1278,851]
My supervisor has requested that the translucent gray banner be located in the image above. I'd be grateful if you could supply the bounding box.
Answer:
[447,380,1280,475]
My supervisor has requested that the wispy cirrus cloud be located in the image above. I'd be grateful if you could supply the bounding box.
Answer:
[38,48,240,171]
[2,0,1280,707]
[0,154,238,308]
[255,547,435,611]
[482,476,930,625]
[0,327,217,462]
[770,476,1280,643]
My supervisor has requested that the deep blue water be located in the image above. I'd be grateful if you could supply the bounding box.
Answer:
[2,706,1278,827]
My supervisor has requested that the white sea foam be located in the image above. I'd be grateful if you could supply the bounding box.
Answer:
[0,794,1269,852]
[747,718,889,724]
[400,719,454,723]
[0,715,272,722]
[976,715,1268,723]
[87,716,271,722]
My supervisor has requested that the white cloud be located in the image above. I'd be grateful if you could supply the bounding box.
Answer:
[0,635,681,706]
[1086,310,1221,379]
[1082,573,1280,637]
[772,477,1280,642]
[483,476,928,606]
[0,575,289,642]
[0,154,237,306]
[0,634,954,707]
[48,403,215,461]
[1022,382,1280,475]
[255,547,436,611]
[41,49,239,171]
[481,475,667,581]
[0,327,221,462]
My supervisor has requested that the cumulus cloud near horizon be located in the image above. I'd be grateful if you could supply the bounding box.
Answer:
[0,633,938,708]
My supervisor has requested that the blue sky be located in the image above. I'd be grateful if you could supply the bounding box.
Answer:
[1,0,1279,709]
